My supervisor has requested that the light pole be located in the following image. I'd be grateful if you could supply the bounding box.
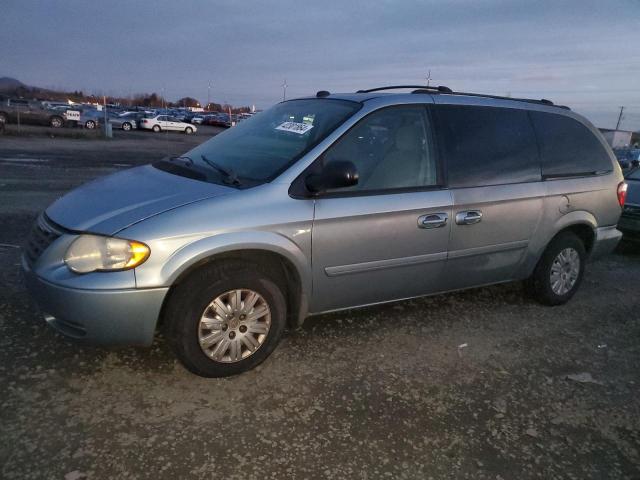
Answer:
[282,79,288,101]
[207,81,211,111]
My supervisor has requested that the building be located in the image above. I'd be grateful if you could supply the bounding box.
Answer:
[599,129,634,149]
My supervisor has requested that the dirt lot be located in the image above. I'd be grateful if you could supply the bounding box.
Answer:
[1,130,639,479]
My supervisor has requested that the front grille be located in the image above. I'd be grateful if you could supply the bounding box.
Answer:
[25,214,65,265]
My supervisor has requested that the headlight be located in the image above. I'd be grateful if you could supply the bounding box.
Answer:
[64,234,150,273]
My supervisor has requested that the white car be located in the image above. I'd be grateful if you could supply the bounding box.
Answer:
[191,115,205,125]
[139,115,197,134]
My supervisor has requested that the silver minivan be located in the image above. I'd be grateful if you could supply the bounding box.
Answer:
[23,86,626,377]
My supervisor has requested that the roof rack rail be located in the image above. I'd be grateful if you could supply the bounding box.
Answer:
[356,85,570,110]
[442,91,570,109]
[356,85,453,94]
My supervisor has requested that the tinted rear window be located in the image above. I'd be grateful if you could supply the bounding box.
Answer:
[434,105,540,188]
[529,111,612,178]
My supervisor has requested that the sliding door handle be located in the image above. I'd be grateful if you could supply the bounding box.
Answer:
[455,210,483,225]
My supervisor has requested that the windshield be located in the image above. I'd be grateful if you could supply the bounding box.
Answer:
[181,99,360,185]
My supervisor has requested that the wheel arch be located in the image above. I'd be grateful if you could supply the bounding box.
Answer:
[158,233,311,328]
[522,210,597,278]
[550,210,597,254]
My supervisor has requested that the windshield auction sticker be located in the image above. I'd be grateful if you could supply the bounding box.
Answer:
[275,121,314,135]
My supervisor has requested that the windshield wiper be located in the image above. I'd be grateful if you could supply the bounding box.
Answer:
[200,155,242,186]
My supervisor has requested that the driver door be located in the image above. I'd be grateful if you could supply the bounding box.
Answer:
[309,105,452,313]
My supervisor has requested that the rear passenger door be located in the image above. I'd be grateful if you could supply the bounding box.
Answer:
[432,103,545,289]
[167,116,182,130]
[310,105,452,313]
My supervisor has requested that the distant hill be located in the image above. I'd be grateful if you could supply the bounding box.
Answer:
[0,77,26,91]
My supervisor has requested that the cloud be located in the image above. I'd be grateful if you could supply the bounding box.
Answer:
[1,0,639,128]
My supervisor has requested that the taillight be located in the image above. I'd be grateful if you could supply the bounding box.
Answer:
[617,181,627,207]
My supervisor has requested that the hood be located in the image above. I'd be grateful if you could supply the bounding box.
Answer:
[46,164,234,235]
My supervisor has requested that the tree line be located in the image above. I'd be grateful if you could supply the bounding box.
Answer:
[3,85,252,113]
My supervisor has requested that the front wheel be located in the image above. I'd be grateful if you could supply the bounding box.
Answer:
[85,120,96,129]
[527,232,586,305]
[184,126,193,135]
[50,116,63,128]
[122,122,132,131]
[166,261,287,377]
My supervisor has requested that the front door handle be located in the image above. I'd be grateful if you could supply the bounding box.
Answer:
[418,213,448,229]
[455,210,483,225]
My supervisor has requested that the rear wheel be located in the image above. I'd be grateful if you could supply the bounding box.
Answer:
[527,232,586,305]
[85,120,96,129]
[152,125,161,132]
[0,112,8,124]
[122,122,132,131]
[166,260,287,377]
[50,116,63,128]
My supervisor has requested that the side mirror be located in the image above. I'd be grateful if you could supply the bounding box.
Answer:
[305,160,359,193]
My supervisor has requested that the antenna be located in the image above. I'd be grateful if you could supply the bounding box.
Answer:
[281,79,288,101]
[425,70,431,87]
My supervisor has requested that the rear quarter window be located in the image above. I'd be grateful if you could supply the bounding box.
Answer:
[529,111,613,178]
[433,105,540,188]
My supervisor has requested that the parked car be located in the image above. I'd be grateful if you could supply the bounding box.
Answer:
[77,109,103,129]
[204,112,231,128]
[23,86,625,377]
[139,115,197,134]
[108,112,142,131]
[618,167,640,241]
[614,147,640,171]
[190,115,205,125]
[0,98,66,128]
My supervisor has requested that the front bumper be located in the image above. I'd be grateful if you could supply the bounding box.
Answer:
[23,258,168,346]
[590,225,623,260]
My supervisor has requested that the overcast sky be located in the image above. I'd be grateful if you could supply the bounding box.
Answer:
[2,0,639,129]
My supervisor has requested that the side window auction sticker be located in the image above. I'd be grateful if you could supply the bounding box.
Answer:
[275,121,314,135]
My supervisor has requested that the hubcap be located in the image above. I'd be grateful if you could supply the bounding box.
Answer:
[198,289,271,363]
[550,247,580,295]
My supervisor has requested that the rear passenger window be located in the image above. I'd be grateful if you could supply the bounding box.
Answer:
[434,105,540,188]
[529,111,612,178]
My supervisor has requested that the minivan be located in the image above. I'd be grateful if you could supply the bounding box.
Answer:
[23,85,626,377]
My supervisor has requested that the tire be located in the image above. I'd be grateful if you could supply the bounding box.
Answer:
[527,231,586,306]
[122,122,132,131]
[166,260,287,377]
[85,120,96,129]
[50,116,63,128]
[0,112,7,124]
[184,127,193,135]
[152,125,161,133]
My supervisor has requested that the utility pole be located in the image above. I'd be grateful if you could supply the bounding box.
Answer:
[207,81,211,111]
[615,106,624,130]
[282,79,288,101]
[425,70,431,87]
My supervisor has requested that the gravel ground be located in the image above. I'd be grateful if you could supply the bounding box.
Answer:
[1,133,639,479]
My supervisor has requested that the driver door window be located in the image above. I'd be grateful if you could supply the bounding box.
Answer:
[323,105,438,192]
